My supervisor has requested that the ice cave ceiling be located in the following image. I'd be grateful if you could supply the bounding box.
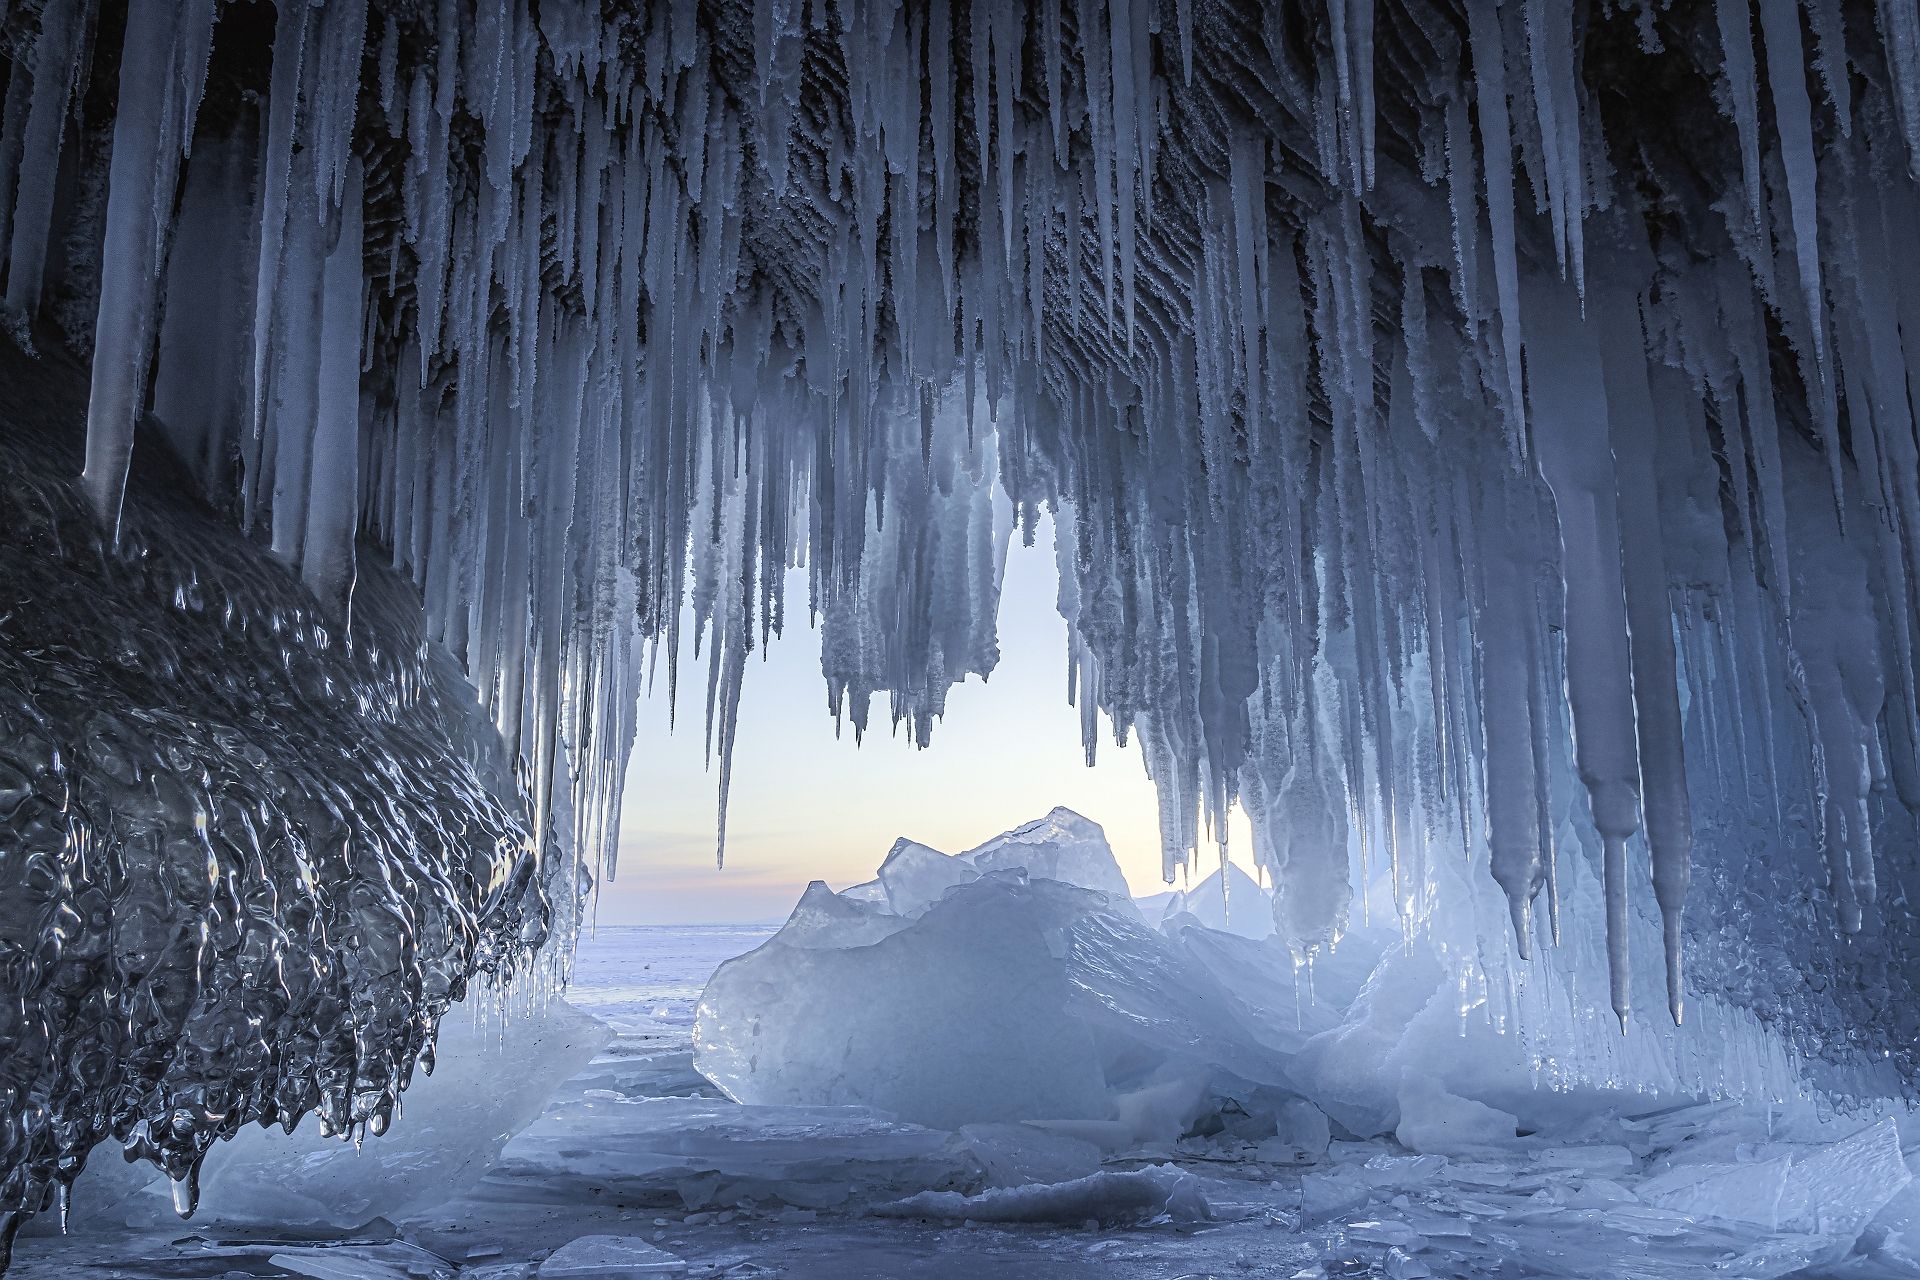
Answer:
[3,0,1920,1258]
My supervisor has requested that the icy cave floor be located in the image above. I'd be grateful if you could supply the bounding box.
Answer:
[10,926,1915,1280]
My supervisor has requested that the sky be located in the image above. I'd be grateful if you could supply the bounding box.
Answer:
[597,514,1257,924]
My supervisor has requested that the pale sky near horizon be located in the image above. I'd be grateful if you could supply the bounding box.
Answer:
[596,512,1258,924]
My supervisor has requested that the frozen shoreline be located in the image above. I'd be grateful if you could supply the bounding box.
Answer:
[16,922,1920,1280]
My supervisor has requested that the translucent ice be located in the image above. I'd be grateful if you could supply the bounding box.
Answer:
[876,839,980,918]
[537,1236,688,1278]
[874,1165,1212,1225]
[955,1124,1104,1189]
[269,1252,440,1280]
[143,997,610,1229]
[8,0,1920,1240]
[1776,1118,1912,1240]
[695,815,1295,1132]
[1638,1157,1794,1230]
[1141,862,1274,939]
[1393,1078,1519,1156]
[695,876,1114,1130]
[959,808,1135,904]
[1635,1117,1911,1271]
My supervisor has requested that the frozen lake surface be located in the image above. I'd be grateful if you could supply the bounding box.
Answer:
[14,924,1915,1279]
[567,925,780,1029]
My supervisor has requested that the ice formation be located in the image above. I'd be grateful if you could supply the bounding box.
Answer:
[872,1163,1214,1224]
[20,899,1920,1276]
[0,345,557,1254]
[5,0,1920,1256]
[1138,859,1275,937]
[687,813,1920,1270]
[695,813,1307,1133]
[121,995,609,1230]
[697,812,1892,1143]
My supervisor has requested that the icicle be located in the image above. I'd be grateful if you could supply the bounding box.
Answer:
[1176,0,1194,84]
[268,149,326,565]
[1717,0,1769,249]
[1468,0,1527,453]
[1599,277,1692,1025]
[1805,0,1851,134]
[301,158,365,618]
[1444,92,1480,328]
[1758,0,1829,378]
[1355,0,1376,190]
[1480,506,1545,959]
[81,0,216,534]
[1109,0,1139,348]
[1882,0,1920,173]
[0,50,31,264]
[3,0,93,324]
[1526,272,1644,1031]
[248,0,311,466]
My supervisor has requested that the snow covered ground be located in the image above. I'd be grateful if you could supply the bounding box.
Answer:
[14,909,1920,1280]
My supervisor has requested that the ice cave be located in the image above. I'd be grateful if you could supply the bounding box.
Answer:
[5,0,1920,1274]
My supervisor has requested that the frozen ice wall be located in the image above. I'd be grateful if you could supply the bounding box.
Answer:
[4,0,1920,1253]
[0,344,550,1258]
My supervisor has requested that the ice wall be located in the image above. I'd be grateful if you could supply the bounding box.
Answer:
[4,0,1920,1250]
[0,344,549,1260]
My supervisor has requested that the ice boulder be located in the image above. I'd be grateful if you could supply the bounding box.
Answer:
[778,879,911,949]
[1394,1076,1520,1155]
[694,869,1295,1131]
[1140,861,1274,939]
[696,874,1113,1129]
[959,807,1134,904]
[876,837,979,916]
[127,996,610,1229]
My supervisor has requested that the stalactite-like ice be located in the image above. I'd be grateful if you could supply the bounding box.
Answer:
[0,346,548,1258]
[4,0,1920,1252]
